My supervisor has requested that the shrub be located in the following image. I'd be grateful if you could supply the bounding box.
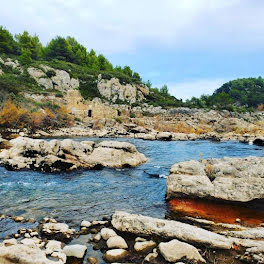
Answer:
[46,69,56,78]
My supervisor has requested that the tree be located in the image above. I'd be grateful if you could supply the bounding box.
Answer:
[86,49,100,70]
[160,84,169,95]
[132,72,142,82]
[67,36,87,65]
[19,48,32,65]
[123,66,133,77]
[44,36,73,62]
[98,54,113,71]
[15,31,42,60]
[0,26,18,54]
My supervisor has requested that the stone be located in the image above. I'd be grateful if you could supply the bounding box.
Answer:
[112,211,233,249]
[87,257,99,264]
[107,236,128,249]
[135,237,147,242]
[103,249,129,263]
[81,220,92,228]
[166,157,264,202]
[91,233,101,242]
[134,240,156,253]
[46,240,62,252]
[62,244,87,258]
[41,222,75,241]
[144,248,158,262]
[101,228,117,240]
[156,132,173,141]
[0,243,58,264]
[51,251,67,263]
[159,239,206,263]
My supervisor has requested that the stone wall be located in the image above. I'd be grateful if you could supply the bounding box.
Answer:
[65,90,118,120]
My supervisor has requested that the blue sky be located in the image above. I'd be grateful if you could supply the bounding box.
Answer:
[1,0,264,100]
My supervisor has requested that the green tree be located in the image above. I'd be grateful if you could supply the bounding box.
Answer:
[66,36,87,65]
[0,26,18,54]
[19,48,32,65]
[15,31,42,60]
[132,72,142,82]
[44,36,73,62]
[123,66,133,77]
[160,84,169,95]
[86,49,100,70]
[98,54,113,71]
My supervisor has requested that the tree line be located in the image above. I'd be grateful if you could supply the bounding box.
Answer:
[185,77,264,111]
[0,26,142,82]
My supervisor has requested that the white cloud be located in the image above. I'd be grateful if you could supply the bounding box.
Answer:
[162,78,230,101]
[1,0,264,54]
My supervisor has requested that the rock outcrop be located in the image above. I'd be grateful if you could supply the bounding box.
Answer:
[0,137,147,172]
[166,157,264,202]
[27,65,79,91]
[97,74,149,104]
[112,211,233,249]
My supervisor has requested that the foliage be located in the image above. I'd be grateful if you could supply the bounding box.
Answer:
[145,86,183,108]
[0,26,18,54]
[19,48,32,65]
[0,100,74,133]
[186,77,264,111]
[15,31,42,60]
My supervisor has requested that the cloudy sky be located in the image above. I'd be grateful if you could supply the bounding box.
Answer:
[2,0,264,100]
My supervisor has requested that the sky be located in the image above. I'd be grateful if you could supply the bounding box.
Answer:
[1,0,264,100]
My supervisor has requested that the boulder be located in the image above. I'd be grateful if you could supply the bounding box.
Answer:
[0,243,58,264]
[159,239,206,263]
[81,220,92,228]
[41,222,75,242]
[101,228,117,240]
[46,240,62,252]
[134,240,156,253]
[0,137,147,172]
[62,244,87,258]
[106,236,128,249]
[103,249,129,262]
[166,157,264,202]
[156,132,173,141]
[112,211,233,249]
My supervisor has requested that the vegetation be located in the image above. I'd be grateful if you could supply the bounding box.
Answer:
[0,100,73,134]
[0,26,141,81]
[186,77,264,111]
[145,84,183,108]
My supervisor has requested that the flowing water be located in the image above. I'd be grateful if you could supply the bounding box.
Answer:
[0,138,264,229]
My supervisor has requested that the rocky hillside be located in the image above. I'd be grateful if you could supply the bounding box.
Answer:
[0,56,150,106]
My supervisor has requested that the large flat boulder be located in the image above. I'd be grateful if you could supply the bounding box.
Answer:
[112,211,233,249]
[166,157,264,202]
[0,137,147,172]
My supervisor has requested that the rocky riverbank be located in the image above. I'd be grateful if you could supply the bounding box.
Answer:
[0,137,147,172]
[2,209,264,264]
[29,124,264,145]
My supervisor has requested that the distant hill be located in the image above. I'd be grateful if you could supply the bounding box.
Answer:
[186,77,264,111]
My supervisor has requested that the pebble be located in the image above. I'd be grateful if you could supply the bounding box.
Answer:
[88,257,99,264]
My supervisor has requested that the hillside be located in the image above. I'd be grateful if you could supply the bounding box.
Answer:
[186,77,264,111]
[0,26,182,109]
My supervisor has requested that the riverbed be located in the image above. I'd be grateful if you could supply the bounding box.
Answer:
[0,138,263,228]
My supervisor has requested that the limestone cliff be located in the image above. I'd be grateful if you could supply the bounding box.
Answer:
[97,74,149,104]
